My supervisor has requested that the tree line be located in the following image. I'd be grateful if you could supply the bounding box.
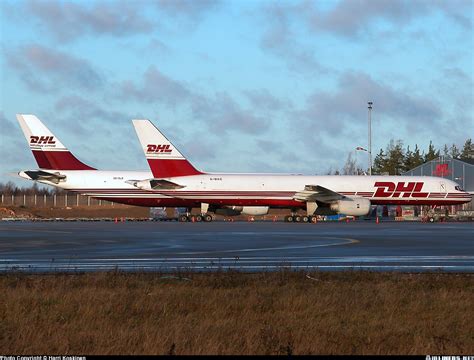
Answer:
[0,181,65,196]
[336,138,473,176]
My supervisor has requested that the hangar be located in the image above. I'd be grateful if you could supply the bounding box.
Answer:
[402,156,474,211]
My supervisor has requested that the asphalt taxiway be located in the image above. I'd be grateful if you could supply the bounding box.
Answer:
[0,221,473,272]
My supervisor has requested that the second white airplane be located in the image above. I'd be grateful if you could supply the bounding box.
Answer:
[130,119,470,222]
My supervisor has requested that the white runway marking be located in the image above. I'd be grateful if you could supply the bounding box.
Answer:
[19,255,469,262]
[2,255,474,273]
[0,227,72,234]
[2,264,474,272]
[178,237,359,255]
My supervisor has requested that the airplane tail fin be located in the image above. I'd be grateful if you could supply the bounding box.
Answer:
[16,114,96,170]
[132,119,203,178]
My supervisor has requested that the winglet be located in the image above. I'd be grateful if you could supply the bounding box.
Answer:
[132,119,203,178]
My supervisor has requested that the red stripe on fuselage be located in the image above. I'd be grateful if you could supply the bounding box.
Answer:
[95,197,303,208]
[371,199,468,205]
[93,196,470,208]
[89,194,469,209]
[94,197,198,207]
[32,150,95,170]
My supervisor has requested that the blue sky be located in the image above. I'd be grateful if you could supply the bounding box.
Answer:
[1,0,473,184]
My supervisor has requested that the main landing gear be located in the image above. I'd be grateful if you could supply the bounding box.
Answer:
[178,214,214,222]
[284,215,318,223]
[178,204,214,222]
[177,203,214,222]
[283,202,319,223]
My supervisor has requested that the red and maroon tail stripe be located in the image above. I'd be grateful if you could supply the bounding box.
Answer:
[147,159,202,178]
[32,150,96,170]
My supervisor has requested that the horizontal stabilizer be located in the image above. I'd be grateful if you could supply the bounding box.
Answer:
[19,170,67,184]
[126,178,185,191]
[149,179,186,190]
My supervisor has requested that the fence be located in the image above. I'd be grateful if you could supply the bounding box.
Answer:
[0,193,125,208]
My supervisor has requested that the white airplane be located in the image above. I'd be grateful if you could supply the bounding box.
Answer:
[16,114,471,222]
[130,119,471,222]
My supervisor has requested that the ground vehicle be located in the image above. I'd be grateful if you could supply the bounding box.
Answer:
[150,207,186,221]
[423,207,449,222]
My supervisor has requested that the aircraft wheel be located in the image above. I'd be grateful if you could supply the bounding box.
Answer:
[294,215,301,222]
[195,215,203,222]
[284,215,293,222]
[178,214,189,222]
[204,214,213,222]
[302,216,309,223]
[310,216,318,223]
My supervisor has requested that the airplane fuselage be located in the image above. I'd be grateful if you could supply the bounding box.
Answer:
[21,170,472,208]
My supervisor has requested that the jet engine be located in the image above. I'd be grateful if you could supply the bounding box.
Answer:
[215,206,269,216]
[329,198,371,216]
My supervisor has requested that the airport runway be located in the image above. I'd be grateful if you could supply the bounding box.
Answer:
[0,221,473,272]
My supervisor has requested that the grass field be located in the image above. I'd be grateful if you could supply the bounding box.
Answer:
[1,271,473,355]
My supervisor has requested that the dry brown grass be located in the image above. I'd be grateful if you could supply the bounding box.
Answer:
[1,271,473,355]
[5,205,150,219]
[4,205,297,220]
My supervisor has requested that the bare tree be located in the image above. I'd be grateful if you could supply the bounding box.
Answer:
[342,152,357,175]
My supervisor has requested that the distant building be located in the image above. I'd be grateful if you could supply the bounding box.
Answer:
[402,157,474,210]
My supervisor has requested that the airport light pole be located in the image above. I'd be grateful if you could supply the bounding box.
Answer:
[368,101,373,176]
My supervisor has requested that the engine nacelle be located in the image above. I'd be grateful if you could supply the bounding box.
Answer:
[329,198,371,216]
[216,206,270,216]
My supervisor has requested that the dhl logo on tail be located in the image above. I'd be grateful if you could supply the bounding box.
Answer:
[146,144,172,153]
[374,182,429,198]
[30,136,55,145]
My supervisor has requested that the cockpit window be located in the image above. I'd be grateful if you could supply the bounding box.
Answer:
[455,185,464,191]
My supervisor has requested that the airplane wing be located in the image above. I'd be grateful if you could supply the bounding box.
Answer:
[293,185,345,203]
